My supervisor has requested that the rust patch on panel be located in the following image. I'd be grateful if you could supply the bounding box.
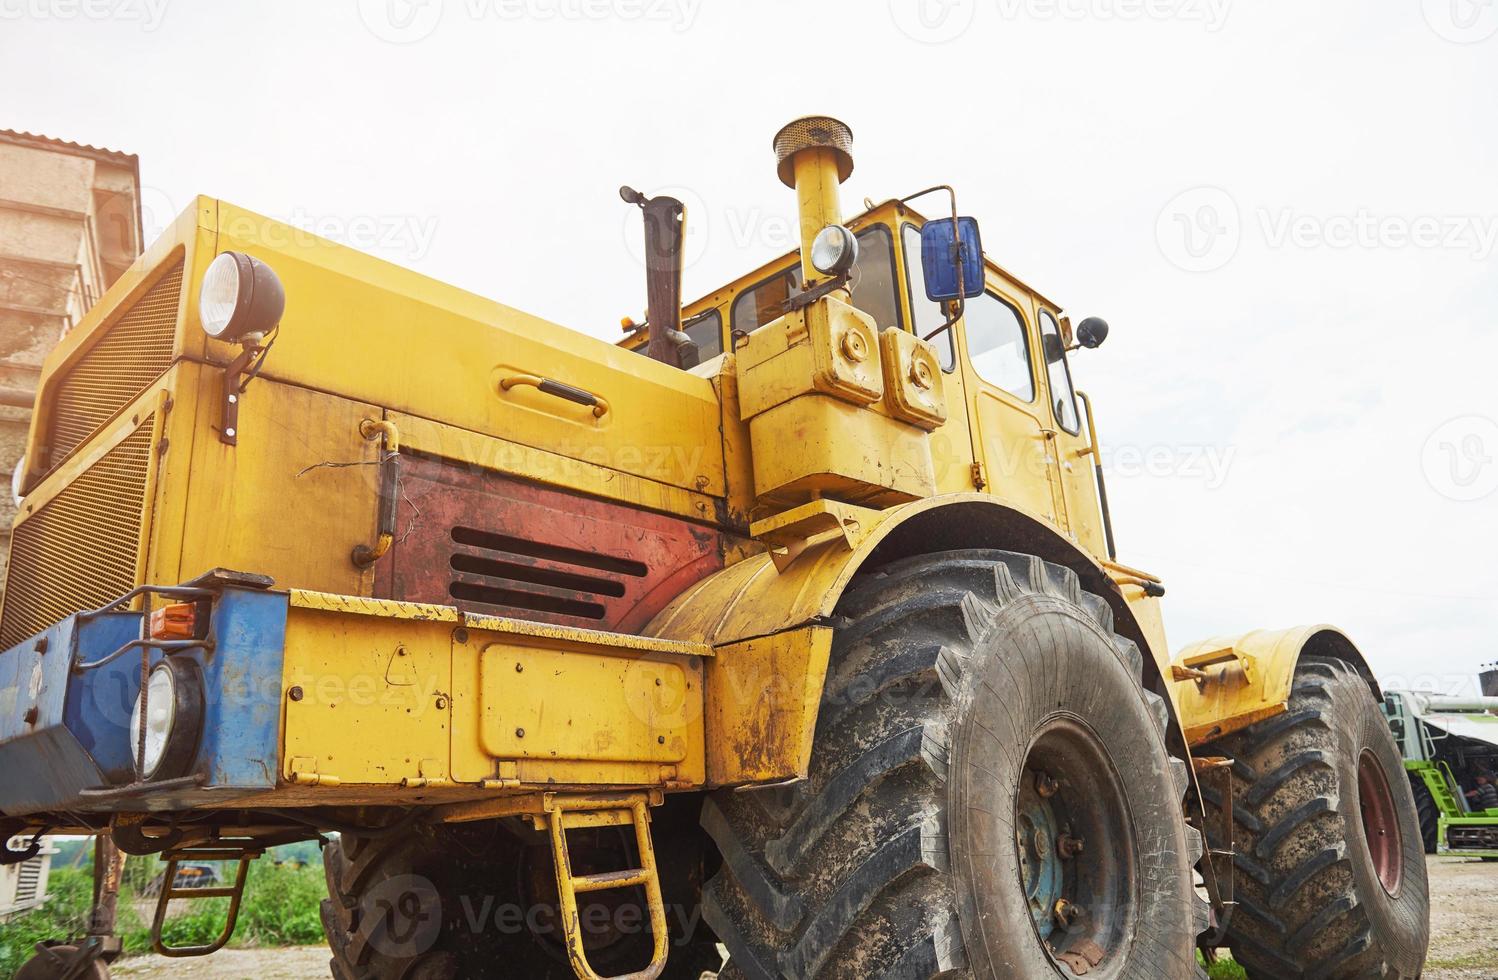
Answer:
[381,454,724,633]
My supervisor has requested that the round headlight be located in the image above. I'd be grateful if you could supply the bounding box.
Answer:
[128,658,204,780]
[199,251,286,342]
[809,224,858,277]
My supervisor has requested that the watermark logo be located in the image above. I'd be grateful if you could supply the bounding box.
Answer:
[1155,186,1241,272]
[0,0,170,30]
[1422,415,1498,501]
[357,0,444,43]
[1421,0,1498,43]
[1157,187,1498,270]
[360,874,444,958]
[889,0,977,44]
[995,0,1231,31]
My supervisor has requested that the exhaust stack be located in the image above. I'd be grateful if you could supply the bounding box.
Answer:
[772,116,855,286]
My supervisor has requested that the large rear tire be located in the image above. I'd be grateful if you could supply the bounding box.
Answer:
[1199,656,1429,979]
[701,550,1206,979]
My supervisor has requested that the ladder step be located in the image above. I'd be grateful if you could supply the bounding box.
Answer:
[164,887,241,900]
[573,868,653,893]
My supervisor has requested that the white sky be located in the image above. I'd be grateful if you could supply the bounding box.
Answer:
[4,0,1496,693]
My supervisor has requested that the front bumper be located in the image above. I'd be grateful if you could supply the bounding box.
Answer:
[0,573,288,816]
[0,575,712,819]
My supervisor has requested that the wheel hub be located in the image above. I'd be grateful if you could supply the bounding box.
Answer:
[1357,748,1404,896]
[1014,718,1138,973]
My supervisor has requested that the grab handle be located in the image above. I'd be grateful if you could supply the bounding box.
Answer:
[500,373,610,419]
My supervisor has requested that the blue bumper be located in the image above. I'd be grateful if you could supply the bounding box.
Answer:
[0,583,288,815]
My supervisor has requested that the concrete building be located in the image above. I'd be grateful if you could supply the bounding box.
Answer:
[0,835,59,922]
[0,133,141,920]
[0,130,143,590]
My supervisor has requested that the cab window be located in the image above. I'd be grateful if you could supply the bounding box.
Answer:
[966,291,1035,402]
[682,309,723,360]
[902,223,955,370]
[1039,310,1080,432]
[731,226,901,335]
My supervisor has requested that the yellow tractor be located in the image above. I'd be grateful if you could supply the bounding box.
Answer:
[0,117,1428,979]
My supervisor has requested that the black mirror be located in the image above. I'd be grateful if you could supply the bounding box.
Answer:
[1076,317,1109,349]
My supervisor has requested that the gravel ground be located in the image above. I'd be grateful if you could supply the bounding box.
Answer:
[1425,856,1498,980]
[104,856,1498,978]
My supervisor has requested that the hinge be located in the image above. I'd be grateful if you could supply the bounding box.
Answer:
[971,461,987,490]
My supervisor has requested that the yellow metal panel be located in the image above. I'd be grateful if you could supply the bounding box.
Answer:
[281,608,452,786]
[205,200,726,498]
[447,613,707,788]
[472,644,694,765]
[734,297,884,420]
[1169,625,1363,746]
[748,395,934,506]
[706,627,834,786]
[175,370,382,596]
[388,410,719,526]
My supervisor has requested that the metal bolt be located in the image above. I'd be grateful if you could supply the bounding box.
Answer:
[1036,771,1060,798]
[288,686,304,702]
[1053,899,1085,930]
[655,677,663,686]
[453,627,469,644]
[515,662,524,673]
[435,697,448,710]
[657,736,666,744]
[1032,828,1050,859]
[1057,834,1085,859]
[515,727,525,739]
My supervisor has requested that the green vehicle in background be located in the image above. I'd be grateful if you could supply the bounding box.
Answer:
[1382,665,1498,859]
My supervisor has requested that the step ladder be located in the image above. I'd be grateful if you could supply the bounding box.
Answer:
[538,792,668,980]
[150,843,262,957]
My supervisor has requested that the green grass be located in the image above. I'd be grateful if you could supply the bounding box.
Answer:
[0,853,327,975]
[1199,950,1248,979]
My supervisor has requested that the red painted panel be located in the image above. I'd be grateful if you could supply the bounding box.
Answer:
[379,454,723,634]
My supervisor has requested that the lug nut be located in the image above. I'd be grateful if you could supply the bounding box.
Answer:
[1053,899,1086,930]
[1035,771,1060,798]
[1057,834,1085,859]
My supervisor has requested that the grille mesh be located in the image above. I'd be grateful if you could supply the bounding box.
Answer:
[48,260,182,466]
[0,419,154,649]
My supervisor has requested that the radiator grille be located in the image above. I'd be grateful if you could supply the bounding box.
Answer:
[0,419,155,649]
[48,259,182,467]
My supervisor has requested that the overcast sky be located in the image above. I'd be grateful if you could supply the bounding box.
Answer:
[4,0,1495,693]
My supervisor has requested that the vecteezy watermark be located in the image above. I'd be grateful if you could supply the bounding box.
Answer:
[994,0,1231,29]
[357,0,702,43]
[1421,0,1498,43]
[0,0,169,30]
[1421,415,1498,502]
[888,0,978,44]
[889,0,1228,43]
[1258,208,1498,261]
[215,208,440,261]
[361,874,445,958]
[1155,186,1241,273]
[1157,187,1498,271]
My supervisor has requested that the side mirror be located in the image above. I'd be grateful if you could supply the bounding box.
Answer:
[1075,316,1109,349]
[920,217,984,301]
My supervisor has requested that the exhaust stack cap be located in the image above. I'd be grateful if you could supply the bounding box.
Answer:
[773,116,854,189]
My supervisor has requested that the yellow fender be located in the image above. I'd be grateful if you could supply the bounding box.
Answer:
[1169,625,1382,747]
[646,493,1178,786]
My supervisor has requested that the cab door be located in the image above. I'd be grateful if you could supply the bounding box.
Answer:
[956,282,1067,526]
[1034,305,1107,554]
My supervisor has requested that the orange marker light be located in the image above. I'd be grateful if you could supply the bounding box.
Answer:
[149,602,197,640]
